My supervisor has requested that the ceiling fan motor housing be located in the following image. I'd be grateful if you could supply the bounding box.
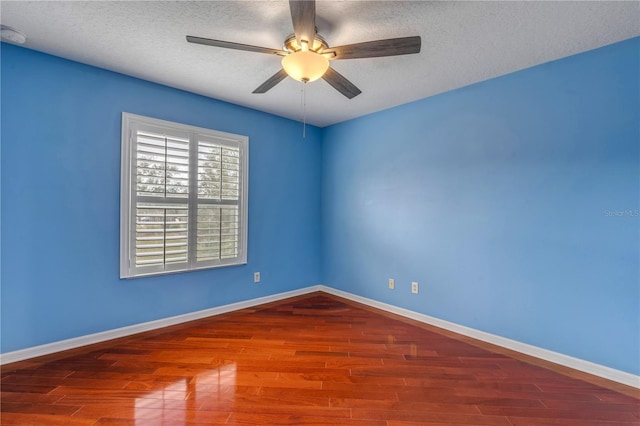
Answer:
[283,32,328,53]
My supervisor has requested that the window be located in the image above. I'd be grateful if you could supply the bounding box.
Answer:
[120,113,248,278]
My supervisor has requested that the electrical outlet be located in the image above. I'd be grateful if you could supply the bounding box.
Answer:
[254,272,260,283]
[388,278,395,290]
[411,281,419,294]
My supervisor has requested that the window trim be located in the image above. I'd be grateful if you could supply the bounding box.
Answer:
[120,112,248,279]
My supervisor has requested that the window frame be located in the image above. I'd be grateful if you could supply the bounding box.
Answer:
[120,112,248,279]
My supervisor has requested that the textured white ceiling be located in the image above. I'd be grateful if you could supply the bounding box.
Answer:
[1,1,638,127]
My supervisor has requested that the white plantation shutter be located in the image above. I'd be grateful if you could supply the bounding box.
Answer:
[121,113,248,278]
[196,205,239,261]
[136,131,190,198]
[196,138,241,262]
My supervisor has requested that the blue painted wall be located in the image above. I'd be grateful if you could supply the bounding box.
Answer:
[322,38,639,375]
[1,44,322,352]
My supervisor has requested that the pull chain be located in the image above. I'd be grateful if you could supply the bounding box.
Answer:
[301,79,307,138]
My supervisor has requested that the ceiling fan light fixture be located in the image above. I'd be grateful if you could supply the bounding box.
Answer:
[281,50,329,82]
[186,0,421,98]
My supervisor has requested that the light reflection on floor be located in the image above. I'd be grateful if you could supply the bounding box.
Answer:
[134,363,237,424]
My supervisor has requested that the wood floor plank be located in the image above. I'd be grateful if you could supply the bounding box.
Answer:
[0,412,97,425]
[227,412,387,425]
[479,405,639,421]
[1,293,637,424]
[507,417,640,426]
[351,408,513,424]
[1,401,82,416]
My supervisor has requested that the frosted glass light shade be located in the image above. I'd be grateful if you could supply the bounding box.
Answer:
[282,51,329,82]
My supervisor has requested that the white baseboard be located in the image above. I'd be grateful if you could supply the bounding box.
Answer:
[0,285,323,365]
[2,284,638,390]
[317,285,640,389]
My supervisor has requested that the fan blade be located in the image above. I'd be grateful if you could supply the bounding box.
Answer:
[322,67,361,99]
[187,36,287,56]
[324,36,421,60]
[289,0,316,47]
[253,69,289,94]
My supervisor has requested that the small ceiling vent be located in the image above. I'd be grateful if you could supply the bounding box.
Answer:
[1,25,27,44]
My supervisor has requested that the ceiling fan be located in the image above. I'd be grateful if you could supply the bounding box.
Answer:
[186,0,421,99]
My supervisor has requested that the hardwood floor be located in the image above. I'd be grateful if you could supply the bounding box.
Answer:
[1,292,638,425]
